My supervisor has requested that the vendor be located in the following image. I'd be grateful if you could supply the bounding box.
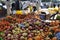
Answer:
[15,0,20,10]
[15,0,22,10]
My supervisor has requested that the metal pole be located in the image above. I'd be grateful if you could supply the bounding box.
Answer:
[38,0,41,10]
[49,0,52,8]
[6,0,11,16]
[38,0,41,8]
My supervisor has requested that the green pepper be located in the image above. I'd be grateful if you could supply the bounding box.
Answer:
[0,32,4,35]
[56,15,60,20]
[0,37,3,40]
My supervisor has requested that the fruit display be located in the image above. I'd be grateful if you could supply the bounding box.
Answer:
[49,9,56,14]
[0,14,60,40]
[48,7,58,15]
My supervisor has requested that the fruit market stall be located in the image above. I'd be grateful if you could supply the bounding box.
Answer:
[0,0,60,40]
[0,12,60,40]
[0,4,60,40]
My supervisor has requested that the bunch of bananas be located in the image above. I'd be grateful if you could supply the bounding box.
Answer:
[16,10,23,15]
[48,7,58,15]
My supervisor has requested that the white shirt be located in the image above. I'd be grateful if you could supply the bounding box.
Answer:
[3,5,7,9]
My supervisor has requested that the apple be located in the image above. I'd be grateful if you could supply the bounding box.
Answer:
[34,21,40,25]
[28,26,33,30]
[22,33,27,37]
[7,34,11,37]
[0,37,3,40]
[25,23,29,27]
[20,36,24,40]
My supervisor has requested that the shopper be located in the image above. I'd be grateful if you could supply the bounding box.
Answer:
[12,3,15,10]
[15,0,20,10]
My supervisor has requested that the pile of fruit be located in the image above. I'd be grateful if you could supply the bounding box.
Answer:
[0,18,10,31]
[0,14,60,40]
